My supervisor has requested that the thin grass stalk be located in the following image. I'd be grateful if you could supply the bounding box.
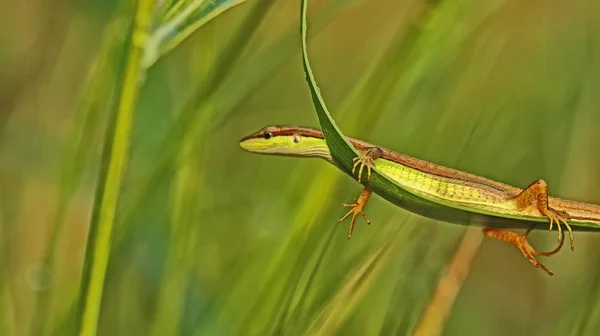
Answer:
[412,226,483,336]
[75,1,155,335]
[29,18,126,336]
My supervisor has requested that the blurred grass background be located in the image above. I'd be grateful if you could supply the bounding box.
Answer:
[1,0,600,335]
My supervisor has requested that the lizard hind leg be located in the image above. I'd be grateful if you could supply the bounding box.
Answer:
[482,226,564,276]
[511,179,574,251]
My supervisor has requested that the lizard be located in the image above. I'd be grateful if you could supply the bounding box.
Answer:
[239,125,600,275]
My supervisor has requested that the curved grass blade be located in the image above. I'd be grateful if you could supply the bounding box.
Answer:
[299,0,600,232]
[143,0,247,68]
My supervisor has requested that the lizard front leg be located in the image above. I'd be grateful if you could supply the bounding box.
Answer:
[511,179,573,251]
[339,187,372,240]
[339,147,383,239]
[483,225,564,276]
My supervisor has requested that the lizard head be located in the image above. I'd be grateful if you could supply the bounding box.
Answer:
[239,125,331,160]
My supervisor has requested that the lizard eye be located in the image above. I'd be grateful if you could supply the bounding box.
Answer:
[264,132,273,140]
[292,133,301,144]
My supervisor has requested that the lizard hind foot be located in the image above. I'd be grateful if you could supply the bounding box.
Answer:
[545,208,574,251]
[482,226,564,276]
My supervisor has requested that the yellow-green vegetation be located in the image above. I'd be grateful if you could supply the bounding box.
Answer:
[1,0,600,335]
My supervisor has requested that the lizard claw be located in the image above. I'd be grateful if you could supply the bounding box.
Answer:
[545,208,574,251]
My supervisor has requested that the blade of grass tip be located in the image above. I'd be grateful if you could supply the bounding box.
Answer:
[29,17,128,336]
[304,220,410,335]
[412,226,483,336]
[74,0,156,335]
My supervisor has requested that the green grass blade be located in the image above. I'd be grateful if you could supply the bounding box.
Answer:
[299,0,600,232]
[75,1,156,335]
[143,0,248,68]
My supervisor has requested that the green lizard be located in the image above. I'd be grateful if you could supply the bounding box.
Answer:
[239,125,600,275]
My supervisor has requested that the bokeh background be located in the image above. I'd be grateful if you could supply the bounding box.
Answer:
[2,0,600,335]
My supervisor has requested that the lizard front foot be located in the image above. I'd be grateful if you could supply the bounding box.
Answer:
[339,188,372,240]
[351,147,383,183]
